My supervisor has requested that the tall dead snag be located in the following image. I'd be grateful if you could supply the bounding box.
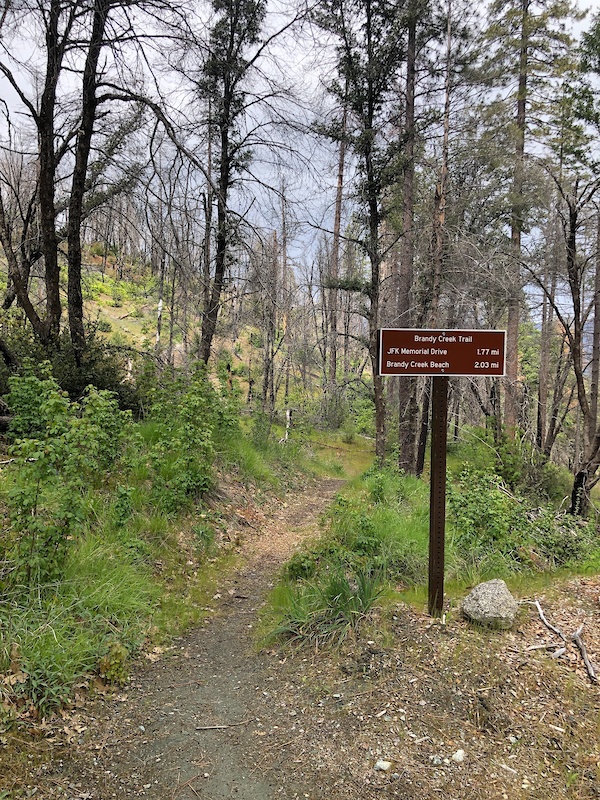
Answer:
[328,101,348,407]
[67,0,110,361]
[261,232,278,414]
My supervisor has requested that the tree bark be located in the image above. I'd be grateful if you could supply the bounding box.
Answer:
[398,9,417,473]
[38,0,64,344]
[67,0,110,362]
[588,209,600,448]
[328,101,347,399]
[537,237,557,450]
[505,0,530,435]
[200,123,229,364]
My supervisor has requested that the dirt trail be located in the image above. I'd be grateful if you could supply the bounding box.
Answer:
[6,474,600,800]
[46,478,345,800]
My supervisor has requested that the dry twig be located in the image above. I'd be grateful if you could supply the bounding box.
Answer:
[570,624,598,683]
[534,600,566,641]
[195,718,251,731]
[171,772,206,799]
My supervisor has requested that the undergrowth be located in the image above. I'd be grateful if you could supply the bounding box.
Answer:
[268,460,600,648]
[447,467,597,577]
[0,360,318,721]
[265,467,429,647]
[267,568,384,645]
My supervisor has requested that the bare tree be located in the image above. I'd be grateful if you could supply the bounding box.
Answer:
[0,0,169,357]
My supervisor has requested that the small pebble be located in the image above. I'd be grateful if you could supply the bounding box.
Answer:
[452,749,466,763]
[374,759,392,772]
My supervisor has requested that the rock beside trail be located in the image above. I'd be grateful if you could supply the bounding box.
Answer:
[462,579,518,629]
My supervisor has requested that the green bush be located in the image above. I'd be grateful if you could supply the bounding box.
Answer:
[447,426,572,502]
[0,360,247,717]
[137,364,244,514]
[447,467,597,573]
[4,368,129,586]
[351,397,375,438]
[145,379,215,513]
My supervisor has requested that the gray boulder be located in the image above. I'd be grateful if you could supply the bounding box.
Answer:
[462,579,518,630]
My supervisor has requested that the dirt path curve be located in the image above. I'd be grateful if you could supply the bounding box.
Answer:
[55,478,345,800]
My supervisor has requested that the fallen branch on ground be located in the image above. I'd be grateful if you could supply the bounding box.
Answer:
[571,624,598,683]
[534,600,566,641]
[195,718,252,731]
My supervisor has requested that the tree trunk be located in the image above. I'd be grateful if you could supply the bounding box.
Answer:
[328,102,347,400]
[398,10,417,473]
[67,0,110,362]
[505,0,530,435]
[262,233,277,413]
[416,378,431,477]
[155,254,166,352]
[415,3,451,476]
[537,242,557,450]
[38,0,63,344]
[588,209,600,448]
[200,125,229,365]
[167,260,177,366]
[202,97,213,320]
[424,0,450,328]
[0,196,45,340]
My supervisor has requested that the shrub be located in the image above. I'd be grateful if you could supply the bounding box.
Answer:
[4,369,129,587]
[447,467,596,573]
[146,373,216,514]
[447,425,572,502]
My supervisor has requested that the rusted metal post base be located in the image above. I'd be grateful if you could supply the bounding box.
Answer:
[428,375,448,617]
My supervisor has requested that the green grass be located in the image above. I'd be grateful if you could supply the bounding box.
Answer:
[264,566,385,646]
[310,432,374,478]
[0,527,159,715]
[217,433,279,485]
[0,377,378,719]
[266,456,600,645]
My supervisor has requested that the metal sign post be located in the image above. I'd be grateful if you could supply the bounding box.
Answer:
[429,376,448,616]
[378,328,506,617]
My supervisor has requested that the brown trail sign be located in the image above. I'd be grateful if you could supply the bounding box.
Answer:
[378,328,506,376]
[378,329,507,616]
